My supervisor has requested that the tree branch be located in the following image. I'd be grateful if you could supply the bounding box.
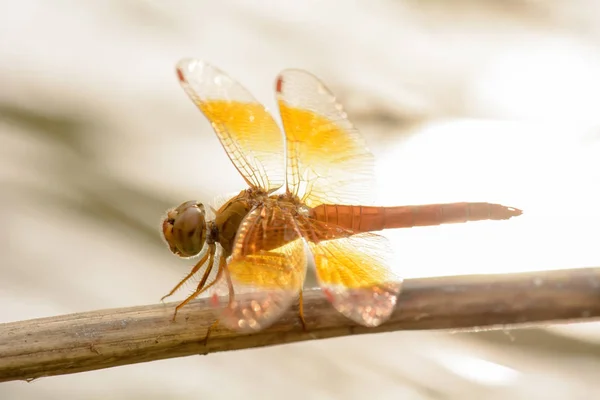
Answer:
[1,267,600,383]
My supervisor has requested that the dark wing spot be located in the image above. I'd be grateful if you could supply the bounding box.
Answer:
[176,68,186,83]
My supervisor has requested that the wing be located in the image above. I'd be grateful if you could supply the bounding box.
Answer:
[301,218,402,326]
[210,203,307,332]
[275,69,375,207]
[177,59,285,192]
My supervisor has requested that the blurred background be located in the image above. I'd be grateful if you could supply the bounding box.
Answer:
[2,0,600,398]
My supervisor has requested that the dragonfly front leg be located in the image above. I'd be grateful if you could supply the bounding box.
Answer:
[172,243,217,321]
[161,249,210,303]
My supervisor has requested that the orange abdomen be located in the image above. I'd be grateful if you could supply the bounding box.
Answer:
[309,202,522,233]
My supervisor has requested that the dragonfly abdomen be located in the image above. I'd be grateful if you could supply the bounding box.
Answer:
[310,202,522,233]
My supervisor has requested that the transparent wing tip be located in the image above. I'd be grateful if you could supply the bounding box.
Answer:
[175,58,214,83]
[275,68,330,97]
[323,282,403,327]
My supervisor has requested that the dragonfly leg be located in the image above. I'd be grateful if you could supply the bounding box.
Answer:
[161,250,210,303]
[200,255,228,345]
[298,289,308,332]
[172,244,217,321]
[223,259,235,307]
[201,319,220,347]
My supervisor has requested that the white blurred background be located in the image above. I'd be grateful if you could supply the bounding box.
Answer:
[1,1,600,399]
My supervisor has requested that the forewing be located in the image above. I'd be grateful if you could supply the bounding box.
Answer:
[211,203,307,332]
[177,59,285,192]
[276,69,375,207]
[303,219,402,326]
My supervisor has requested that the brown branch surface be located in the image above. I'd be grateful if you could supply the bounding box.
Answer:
[1,267,600,383]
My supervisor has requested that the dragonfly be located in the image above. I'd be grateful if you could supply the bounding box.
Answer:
[161,59,523,333]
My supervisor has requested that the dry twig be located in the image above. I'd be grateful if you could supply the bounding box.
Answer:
[1,267,600,383]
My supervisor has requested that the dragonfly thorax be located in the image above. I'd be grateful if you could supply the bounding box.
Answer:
[162,200,207,258]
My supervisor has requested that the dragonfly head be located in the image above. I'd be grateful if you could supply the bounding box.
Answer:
[162,200,207,258]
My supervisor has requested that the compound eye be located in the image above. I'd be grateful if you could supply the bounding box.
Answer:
[162,201,207,258]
